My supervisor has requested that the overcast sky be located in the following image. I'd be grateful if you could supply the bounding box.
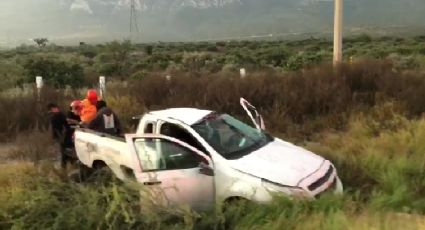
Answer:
[0,0,121,47]
[1,0,425,48]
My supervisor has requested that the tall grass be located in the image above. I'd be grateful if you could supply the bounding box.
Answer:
[1,61,425,141]
[0,162,424,230]
[1,61,425,229]
[0,85,81,141]
[307,102,425,213]
[1,102,425,229]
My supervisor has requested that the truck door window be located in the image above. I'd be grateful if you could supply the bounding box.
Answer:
[134,138,205,171]
[144,123,154,133]
[160,123,207,154]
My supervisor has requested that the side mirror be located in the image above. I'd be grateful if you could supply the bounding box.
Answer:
[198,162,214,176]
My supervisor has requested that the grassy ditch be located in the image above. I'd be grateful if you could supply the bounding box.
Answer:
[0,60,425,229]
[1,105,425,229]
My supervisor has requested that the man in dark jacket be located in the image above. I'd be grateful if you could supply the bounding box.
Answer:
[47,103,73,169]
[88,100,122,136]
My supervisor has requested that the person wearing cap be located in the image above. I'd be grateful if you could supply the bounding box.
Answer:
[67,100,82,126]
[80,89,98,126]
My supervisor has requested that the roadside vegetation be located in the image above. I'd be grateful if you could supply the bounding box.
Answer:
[1,35,425,229]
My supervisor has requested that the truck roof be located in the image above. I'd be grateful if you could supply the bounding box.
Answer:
[149,108,213,125]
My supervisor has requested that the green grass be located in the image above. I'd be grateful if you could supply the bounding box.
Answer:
[1,105,425,229]
[1,36,425,229]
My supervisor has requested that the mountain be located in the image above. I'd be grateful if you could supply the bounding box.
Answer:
[66,0,425,41]
[1,0,425,46]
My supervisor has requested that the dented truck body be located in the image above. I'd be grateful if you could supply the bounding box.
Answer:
[75,98,343,211]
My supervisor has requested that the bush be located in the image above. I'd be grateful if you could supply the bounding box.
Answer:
[4,60,425,141]
[23,58,84,88]
[308,108,425,212]
[0,86,77,141]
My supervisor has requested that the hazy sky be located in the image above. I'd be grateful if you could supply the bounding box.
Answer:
[0,0,112,47]
[1,0,425,47]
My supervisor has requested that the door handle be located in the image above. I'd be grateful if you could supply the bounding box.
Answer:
[143,181,162,186]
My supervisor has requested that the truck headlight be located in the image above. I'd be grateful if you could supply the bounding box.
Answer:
[261,179,311,199]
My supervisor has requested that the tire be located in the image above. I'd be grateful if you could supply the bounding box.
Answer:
[78,163,93,182]
[86,166,115,185]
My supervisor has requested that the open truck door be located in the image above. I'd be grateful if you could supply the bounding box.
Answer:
[240,98,265,130]
[125,134,215,211]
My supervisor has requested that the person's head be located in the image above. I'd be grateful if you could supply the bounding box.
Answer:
[96,100,107,111]
[70,100,82,115]
[46,103,60,113]
[86,89,98,105]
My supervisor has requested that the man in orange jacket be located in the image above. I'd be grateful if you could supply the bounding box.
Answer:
[80,89,98,126]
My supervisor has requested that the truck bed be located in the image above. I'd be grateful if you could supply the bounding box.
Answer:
[74,129,133,178]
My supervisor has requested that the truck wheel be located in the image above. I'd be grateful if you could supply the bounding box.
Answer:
[87,166,114,185]
[78,163,93,183]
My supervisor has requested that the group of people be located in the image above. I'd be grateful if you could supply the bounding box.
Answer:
[47,89,121,169]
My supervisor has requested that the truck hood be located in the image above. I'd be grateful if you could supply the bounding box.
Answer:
[229,138,325,187]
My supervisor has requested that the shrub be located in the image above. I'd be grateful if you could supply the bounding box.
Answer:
[23,58,84,88]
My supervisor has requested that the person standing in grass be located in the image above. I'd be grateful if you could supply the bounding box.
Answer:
[47,103,73,169]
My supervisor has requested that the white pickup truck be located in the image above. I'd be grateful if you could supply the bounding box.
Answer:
[74,98,343,211]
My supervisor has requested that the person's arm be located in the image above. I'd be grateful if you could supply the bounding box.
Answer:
[61,114,71,139]
[88,113,101,130]
[67,118,79,125]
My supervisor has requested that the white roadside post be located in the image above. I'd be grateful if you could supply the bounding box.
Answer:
[99,76,106,99]
[35,76,43,102]
[35,76,43,128]
[240,68,247,78]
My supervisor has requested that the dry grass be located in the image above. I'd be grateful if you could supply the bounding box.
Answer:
[1,60,425,141]
[0,61,424,229]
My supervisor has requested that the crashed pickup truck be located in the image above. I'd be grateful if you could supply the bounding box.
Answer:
[74,98,343,211]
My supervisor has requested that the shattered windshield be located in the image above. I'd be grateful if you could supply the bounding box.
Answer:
[191,113,273,160]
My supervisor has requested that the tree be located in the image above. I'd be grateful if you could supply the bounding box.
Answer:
[144,45,153,55]
[23,58,84,88]
[33,38,49,47]
[100,40,133,77]
[79,45,98,59]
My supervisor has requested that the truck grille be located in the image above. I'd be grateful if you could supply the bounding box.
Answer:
[308,165,334,191]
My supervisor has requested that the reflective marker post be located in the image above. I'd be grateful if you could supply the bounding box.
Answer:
[99,76,106,99]
[240,68,247,78]
[36,76,43,102]
[35,76,43,129]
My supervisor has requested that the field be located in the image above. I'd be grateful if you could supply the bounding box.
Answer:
[1,36,425,229]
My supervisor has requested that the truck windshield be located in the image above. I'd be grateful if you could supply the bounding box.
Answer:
[191,113,273,160]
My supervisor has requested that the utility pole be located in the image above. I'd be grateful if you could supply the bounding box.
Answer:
[333,0,343,66]
[130,0,140,42]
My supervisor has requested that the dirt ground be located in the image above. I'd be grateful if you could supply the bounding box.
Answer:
[0,143,18,163]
